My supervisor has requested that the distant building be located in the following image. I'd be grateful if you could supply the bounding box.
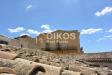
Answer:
[0,35,10,45]
[9,35,38,49]
[36,30,83,54]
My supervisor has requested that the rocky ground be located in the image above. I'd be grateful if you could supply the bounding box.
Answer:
[0,44,112,75]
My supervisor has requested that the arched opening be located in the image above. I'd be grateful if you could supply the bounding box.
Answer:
[29,66,45,75]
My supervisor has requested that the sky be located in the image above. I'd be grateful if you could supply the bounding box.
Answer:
[0,0,112,53]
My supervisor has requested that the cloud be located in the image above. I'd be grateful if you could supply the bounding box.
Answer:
[104,35,112,38]
[27,29,40,35]
[8,24,56,37]
[81,28,103,35]
[42,29,55,33]
[26,5,32,10]
[108,28,112,32]
[41,24,55,33]
[95,7,112,16]
[27,25,55,36]
[8,27,25,33]
[41,24,50,30]
[98,35,112,41]
[20,33,30,36]
[98,37,106,41]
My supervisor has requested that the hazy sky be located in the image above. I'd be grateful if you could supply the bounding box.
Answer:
[0,0,112,53]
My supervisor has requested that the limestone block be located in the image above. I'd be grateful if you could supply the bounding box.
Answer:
[0,73,15,75]
[36,63,62,75]
[0,44,6,49]
[0,67,16,75]
[12,58,45,75]
[15,58,62,75]
[0,58,15,68]
[0,58,45,75]
[0,51,17,60]
[62,70,81,75]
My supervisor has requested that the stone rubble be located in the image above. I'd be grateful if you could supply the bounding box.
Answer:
[0,44,112,75]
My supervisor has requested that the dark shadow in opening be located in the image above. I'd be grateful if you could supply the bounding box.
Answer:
[29,66,45,75]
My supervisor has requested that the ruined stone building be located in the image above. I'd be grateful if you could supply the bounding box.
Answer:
[36,30,83,54]
[9,35,38,49]
[0,35,10,45]
[9,30,83,54]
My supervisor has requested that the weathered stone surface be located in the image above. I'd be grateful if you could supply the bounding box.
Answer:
[0,67,16,74]
[14,58,45,75]
[0,45,112,75]
[62,70,81,75]
[68,65,102,75]
[15,58,62,75]
[0,35,10,45]
[9,35,38,49]
[9,30,83,55]
[0,58,45,75]
[0,44,7,49]
[0,51,17,60]
[36,30,82,54]
[0,73,15,75]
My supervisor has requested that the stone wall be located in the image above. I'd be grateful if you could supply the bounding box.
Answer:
[9,35,38,49]
[9,30,83,54]
[36,30,82,54]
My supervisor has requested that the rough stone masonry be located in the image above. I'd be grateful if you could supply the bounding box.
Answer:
[9,30,83,55]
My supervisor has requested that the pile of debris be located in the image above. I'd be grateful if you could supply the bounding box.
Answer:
[0,44,112,75]
[0,50,82,75]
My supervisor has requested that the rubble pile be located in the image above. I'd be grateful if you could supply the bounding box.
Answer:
[0,44,112,75]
